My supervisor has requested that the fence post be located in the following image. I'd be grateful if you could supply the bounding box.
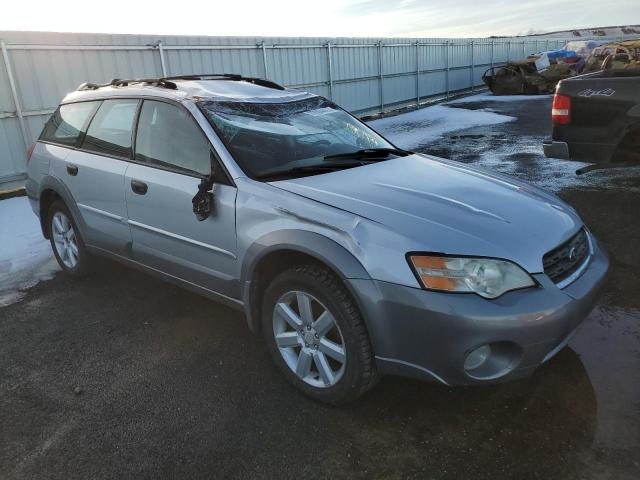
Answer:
[326,41,334,100]
[445,41,450,99]
[1,40,30,158]
[506,40,510,62]
[415,41,420,106]
[260,41,269,78]
[377,40,384,113]
[490,39,494,68]
[157,41,167,77]
[470,40,474,92]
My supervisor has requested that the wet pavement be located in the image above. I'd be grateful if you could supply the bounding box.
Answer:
[1,95,640,479]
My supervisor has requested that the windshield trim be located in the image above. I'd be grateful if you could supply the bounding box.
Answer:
[196,97,401,181]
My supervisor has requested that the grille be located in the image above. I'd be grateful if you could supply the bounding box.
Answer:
[543,229,590,285]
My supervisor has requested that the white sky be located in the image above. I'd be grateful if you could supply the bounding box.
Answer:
[1,0,638,38]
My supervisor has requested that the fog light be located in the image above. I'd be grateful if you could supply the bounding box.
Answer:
[464,344,491,371]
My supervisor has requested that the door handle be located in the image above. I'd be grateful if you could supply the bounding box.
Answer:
[131,179,148,195]
[66,164,79,176]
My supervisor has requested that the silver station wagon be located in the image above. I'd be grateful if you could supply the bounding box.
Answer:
[26,74,609,404]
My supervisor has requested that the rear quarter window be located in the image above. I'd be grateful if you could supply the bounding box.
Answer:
[39,101,100,147]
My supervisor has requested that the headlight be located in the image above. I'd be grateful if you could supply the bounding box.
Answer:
[408,255,536,299]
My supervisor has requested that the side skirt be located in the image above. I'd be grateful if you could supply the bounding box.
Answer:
[85,244,245,312]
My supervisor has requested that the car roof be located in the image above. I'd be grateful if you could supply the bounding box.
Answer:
[62,77,317,105]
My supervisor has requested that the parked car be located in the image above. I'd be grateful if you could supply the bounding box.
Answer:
[543,69,640,173]
[26,74,608,404]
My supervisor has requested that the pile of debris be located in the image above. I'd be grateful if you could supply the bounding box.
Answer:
[483,38,640,95]
[482,49,583,95]
[583,39,640,72]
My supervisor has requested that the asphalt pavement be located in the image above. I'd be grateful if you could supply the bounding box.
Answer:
[1,95,639,480]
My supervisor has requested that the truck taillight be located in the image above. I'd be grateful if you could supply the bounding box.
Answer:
[552,94,571,125]
[26,143,36,164]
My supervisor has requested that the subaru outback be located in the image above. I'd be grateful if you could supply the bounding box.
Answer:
[26,74,609,404]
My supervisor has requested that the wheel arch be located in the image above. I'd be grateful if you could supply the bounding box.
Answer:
[240,230,371,335]
[37,176,86,240]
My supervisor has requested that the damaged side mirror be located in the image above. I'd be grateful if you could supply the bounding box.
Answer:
[192,151,217,221]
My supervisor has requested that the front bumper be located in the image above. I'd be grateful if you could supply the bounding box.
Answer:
[347,238,609,386]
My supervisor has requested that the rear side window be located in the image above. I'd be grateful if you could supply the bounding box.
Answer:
[40,102,99,147]
[135,100,211,176]
[82,99,139,158]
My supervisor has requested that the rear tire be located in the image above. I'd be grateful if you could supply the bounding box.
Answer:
[261,264,377,405]
[47,200,92,276]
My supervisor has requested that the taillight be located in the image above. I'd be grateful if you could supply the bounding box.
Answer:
[552,94,571,125]
[26,143,36,164]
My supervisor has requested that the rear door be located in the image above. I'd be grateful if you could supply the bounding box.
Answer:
[54,99,138,254]
[125,99,239,299]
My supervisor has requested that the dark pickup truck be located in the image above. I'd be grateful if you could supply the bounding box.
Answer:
[543,69,640,172]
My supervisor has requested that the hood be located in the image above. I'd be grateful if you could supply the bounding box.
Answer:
[271,154,582,273]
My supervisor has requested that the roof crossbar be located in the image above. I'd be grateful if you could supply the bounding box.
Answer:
[164,74,285,90]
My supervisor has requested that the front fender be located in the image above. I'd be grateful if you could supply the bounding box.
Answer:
[240,229,371,333]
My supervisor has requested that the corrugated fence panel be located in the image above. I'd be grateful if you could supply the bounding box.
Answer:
[0,38,25,179]
[164,47,264,79]
[0,30,629,182]
[334,78,379,113]
[0,49,13,113]
[333,45,379,80]
[10,48,161,112]
[0,118,24,180]
[271,47,328,87]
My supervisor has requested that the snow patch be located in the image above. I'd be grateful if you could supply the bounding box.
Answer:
[471,138,640,193]
[368,105,515,150]
[0,197,58,307]
[445,93,552,104]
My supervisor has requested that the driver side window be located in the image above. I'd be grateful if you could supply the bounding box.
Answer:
[135,100,211,176]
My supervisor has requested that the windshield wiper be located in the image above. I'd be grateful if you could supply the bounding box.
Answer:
[255,149,411,180]
[324,147,412,161]
[256,161,371,180]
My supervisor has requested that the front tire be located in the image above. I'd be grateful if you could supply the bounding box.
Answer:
[48,200,92,276]
[261,264,377,404]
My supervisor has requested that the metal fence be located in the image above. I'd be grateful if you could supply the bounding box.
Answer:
[0,31,630,184]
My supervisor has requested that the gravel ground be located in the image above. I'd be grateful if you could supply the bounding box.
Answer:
[1,95,639,480]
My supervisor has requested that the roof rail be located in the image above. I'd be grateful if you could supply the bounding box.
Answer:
[76,74,285,92]
[77,78,177,91]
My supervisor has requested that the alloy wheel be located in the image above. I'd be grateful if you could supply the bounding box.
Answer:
[272,290,346,388]
[52,211,79,269]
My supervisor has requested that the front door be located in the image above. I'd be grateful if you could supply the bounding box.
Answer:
[124,99,238,299]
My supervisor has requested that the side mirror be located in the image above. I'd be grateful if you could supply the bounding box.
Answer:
[192,151,217,221]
